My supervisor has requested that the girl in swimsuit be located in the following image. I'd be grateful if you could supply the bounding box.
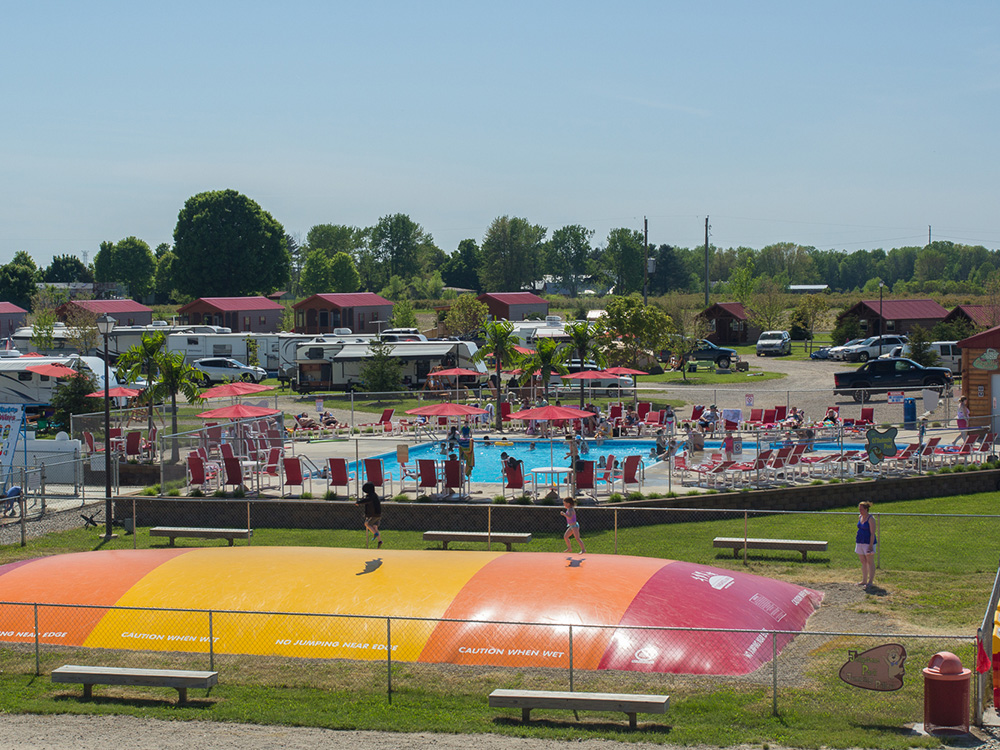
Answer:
[561,497,586,554]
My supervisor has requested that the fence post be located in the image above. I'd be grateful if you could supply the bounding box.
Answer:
[613,508,618,555]
[209,611,215,671]
[19,488,26,548]
[487,505,492,550]
[247,500,252,545]
[39,462,46,515]
[351,390,355,433]
[771,631,778,717]
[132,497,137,550]
[387,617,392,703]
[569,624,574,692]
[34,603,40,676]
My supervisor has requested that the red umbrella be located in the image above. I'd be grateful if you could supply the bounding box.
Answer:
[431,368,481,378]
[561,370,614,380]
[22,352,44,357]
[603,366,648,376]
[86,386,143,398]
[197,404,281,420]
[201,382,275,399]
[406,403,489,416]
[26,363,80,378]
[506,405,595,421]
[513,345,535,355]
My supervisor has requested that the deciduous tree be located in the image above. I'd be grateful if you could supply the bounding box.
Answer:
[478,216,546,292]
[445,294,488,338]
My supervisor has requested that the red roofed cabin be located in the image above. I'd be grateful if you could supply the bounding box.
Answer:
[0,302,27,336]
[835,298,948,338]
[178,296,285,332]
[56,299,153,326]
[477,292,549,321]
[293,293,394,335]
[698,302,761,345]
[956,325,1000,433]
[944,304,999,334]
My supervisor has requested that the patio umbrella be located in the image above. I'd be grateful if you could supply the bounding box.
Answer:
[405,403,489,416]
[85,386,143,399]
[197,404,281,420]
[505,404,597,472]
[512,345,535,355]
[561,369,615,407]
[201,382,275,399]
[603,366,649,405]
[27,363,80,378]
[428,367,482,401]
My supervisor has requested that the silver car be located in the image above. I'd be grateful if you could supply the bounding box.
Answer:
[755,330,791,356]
[192,357,267,384]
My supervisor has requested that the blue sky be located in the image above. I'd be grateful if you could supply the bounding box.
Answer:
[3,1,999,268]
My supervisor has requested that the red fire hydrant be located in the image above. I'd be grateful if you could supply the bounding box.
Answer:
[923,651,971,735]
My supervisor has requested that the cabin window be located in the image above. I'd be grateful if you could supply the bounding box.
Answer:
[319,310,329,328]
[708,319,717,331]
[243,317,251,329]
[859,319,869,331]
[358,313,365,329]
[18,372,32,381]
[186,338,199,345]
[212,345,233,356]
[259,316,266,324]
[296,311,305,327]
[885,320,896,331]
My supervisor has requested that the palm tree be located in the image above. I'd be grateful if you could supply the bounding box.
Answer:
[515,337,568,403]
[565,321,605,408]
[472,320,519,431]
[116,331,166,434]
[147,350,204,463]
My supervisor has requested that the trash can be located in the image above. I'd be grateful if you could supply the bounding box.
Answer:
[688,362,697,373]
[923,651,971,735]
[903,397,917,430]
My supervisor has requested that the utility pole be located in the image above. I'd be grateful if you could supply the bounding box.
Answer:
[928,225,932,246]
[643,216,649,305]
[704,216,710,308]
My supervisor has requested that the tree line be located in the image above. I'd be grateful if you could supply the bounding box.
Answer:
[4,187,1000,312]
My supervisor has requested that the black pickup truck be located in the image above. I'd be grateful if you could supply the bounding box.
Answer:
[833,358,953,403]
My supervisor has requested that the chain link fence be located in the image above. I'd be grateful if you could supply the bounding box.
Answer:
[0,600,974,723]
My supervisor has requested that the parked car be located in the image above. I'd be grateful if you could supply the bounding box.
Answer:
[663,340,740,369]
[552,360,634,395]
[755,330,792,356]
[833,358,953,402]
[809,346,833,360]
[192,357,268,384]
[829,338,866,361]
[840,335,909,363]
[878,341,961,374]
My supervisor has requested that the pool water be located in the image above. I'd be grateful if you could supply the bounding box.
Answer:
[351,437,868,484]
[354,438,660,483]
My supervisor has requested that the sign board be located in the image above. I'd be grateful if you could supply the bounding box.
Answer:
[745,394,754,408]
[315,399,324,414]
[887,391,904,404]
[979,385,985,398]
[865,426,898,465]
[0,404,25,488]
[839,643,907,691]
[973,348,1000,370]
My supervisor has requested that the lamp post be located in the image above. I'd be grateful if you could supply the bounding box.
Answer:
[878,281,885,357]
[97,313,117,540]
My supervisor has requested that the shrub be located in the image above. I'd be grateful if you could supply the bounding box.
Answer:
[627,491,644,502]
[167,488,181,497]
[416,494,432,503]
[140,486,158,496]
[539,495,557,506]
[492,496,507,504]
[608,492,624,503]
[213,489,226,498]
[233,486,246,498]
[324,490,339,501]
[392,493,408,503]
[301,491,313,499]
[514,494,533,505]
[189,488,204,497]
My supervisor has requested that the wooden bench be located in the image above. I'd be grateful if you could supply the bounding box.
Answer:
[489,689,669,730]
[713,536,828,561]
[423,530,531,551]
[52,664,218,703]
[150,526,252,546]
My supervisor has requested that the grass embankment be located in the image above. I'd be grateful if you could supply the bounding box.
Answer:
[0,492,994,746]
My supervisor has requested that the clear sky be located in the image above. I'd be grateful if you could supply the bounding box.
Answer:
[3,1,999,269]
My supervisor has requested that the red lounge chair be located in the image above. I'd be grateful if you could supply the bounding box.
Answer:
[762,408,777,426]
[728,456,769,486]
[857,407,874,426]
[442,459,468,497]
[502,462,531,499]
[186,453,217,492]
[281,456,312,497]
[636,402,652,421]
[259,447,281,488]
[690,405,705,422]
[82,431,102,454]
[327,457,356,495]
[364,457,393,496]
[747,408,763,426]
[361,408,395,435]
[124,431,143,460]
[408,458,440,495]
[619,455,644,493]
[222,456,244,492]
[574,460,596,496]
[774,405,787,421]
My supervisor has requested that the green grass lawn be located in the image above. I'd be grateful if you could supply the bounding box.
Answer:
[0,492,993,746]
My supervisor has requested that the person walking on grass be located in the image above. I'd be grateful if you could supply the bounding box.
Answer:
[856,501,877,588]
[562,497,586,554]
[356,482,383,548]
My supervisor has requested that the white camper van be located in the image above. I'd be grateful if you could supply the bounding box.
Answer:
[0,355,118,405]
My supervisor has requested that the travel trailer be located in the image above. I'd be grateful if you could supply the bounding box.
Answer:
[0,355,119,405]
[291,339,484,392]
[11,322,229,358]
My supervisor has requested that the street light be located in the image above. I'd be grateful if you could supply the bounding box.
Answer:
[97,313,116,540]
[878,281,885,357]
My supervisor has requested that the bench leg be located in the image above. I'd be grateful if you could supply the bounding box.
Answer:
[521,707,531,723]
[177,687,188,703]
[169,537,176,546]
[627,712,637,730]
[504,542,513,551]
[83,683,93,700]
[733,547,739,558]
[227,538,234,547]
[441,541,449,550]
[801,550,807,561]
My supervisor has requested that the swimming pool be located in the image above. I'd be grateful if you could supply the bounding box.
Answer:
[351,437,868,483]
[354,438,660,483]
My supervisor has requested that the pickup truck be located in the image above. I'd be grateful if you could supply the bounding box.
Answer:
[833,358,953,403]
[663,339,740,369]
